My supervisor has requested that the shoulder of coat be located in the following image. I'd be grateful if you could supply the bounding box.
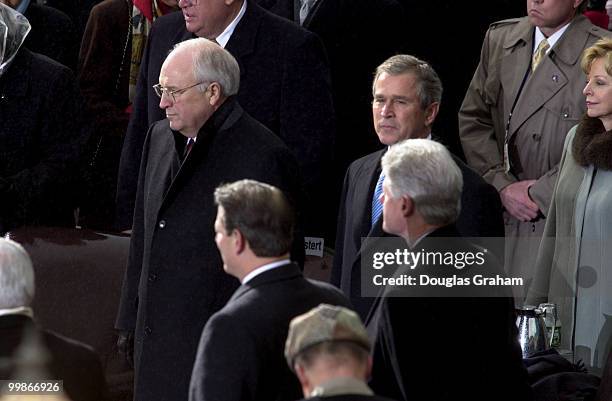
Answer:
[489,17,523,31]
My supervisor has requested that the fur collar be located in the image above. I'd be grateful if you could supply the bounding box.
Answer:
[572,116,612,170]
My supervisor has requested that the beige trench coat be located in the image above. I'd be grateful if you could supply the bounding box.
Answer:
[459,15,608,291]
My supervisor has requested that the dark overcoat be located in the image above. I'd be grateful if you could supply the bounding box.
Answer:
[332,148,504,320]
[368,225,532,401]
[116,1,334,234]
[115,98,303,401]
[0,48,90,234]
[189,263,350,401]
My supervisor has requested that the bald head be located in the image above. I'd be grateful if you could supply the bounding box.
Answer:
[0,238,34,309]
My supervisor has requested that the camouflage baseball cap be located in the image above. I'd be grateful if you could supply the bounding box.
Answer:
[285,304,370,369]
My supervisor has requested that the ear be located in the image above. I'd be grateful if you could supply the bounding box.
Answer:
[233,229,246,254]
[424,102,440,128]
[207,82,224,107]
[294,363,311,396]
[401,195,415,218]
[365,356,373,380]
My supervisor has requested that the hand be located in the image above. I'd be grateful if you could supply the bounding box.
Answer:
[500,180,539,222]
[117,330,135,368]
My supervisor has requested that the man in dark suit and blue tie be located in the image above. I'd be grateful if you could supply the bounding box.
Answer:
[332,54,505,320]
[189,179,350,401]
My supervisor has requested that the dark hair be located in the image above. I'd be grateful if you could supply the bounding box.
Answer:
[214,179,294,257]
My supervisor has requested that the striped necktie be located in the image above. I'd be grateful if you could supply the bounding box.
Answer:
[371,172,385,227]
[532,38,550,72]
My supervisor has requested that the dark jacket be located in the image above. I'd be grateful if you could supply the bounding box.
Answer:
[0,48,90,234]
[0,315,107,401]
[116,2,334,235]
[368,225,532,401]
[116,97,303,401]
[189,263,351,401]
[24,3,79,70]
[332,148,504,320]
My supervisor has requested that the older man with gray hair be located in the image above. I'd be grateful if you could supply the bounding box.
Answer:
[0,238,106,401]
[366,139,531,401]
[115,38,303,401]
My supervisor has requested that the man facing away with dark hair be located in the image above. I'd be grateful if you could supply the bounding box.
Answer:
[189,179,350,401]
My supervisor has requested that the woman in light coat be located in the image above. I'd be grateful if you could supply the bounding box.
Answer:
[528,37,612,372]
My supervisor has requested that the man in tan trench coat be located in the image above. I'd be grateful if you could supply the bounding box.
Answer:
[459,0,609,296]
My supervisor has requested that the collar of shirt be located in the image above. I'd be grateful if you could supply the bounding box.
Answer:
[241,258,291,284]
[386,133,433,150]
[0,306,33,318]
[310,377,374,397]
[534,22,570,54]
[215,0,247,48]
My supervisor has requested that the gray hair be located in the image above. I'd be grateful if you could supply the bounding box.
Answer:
[373,54,442,110]
[382,139,462,226]
[172,38,240,97]
[0,238,34,308]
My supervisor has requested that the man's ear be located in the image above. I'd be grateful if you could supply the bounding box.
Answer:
[233,229,246,254]
[401,195,415,218]
[424,102,440,128]
[208,82,224,107]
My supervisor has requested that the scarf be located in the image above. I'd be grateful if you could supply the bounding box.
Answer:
[572,115,612,170]
[129,0,177,102]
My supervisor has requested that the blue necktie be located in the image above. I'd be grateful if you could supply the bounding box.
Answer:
[371,172,385,226]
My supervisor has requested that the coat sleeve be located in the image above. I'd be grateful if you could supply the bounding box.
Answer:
[459,26,515,193]
[526,127,576,303]
[115,22,158,230]
[115,126,153,331]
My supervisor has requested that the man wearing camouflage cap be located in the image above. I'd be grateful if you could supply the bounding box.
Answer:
[286,304,395,401]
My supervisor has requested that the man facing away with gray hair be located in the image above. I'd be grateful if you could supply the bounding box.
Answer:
[367,139,532,401]
[115,38,304,401]
[0,238,107,401]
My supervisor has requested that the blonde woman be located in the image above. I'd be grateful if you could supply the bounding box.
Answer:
[529,37,612,372]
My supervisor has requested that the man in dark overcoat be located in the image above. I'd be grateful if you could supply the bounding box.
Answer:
[332,55,504,320]
[189,180,350,401]
[367,139,531,401]
[115,38,303,401]
[115,0,334,241]
[0,4,90,234]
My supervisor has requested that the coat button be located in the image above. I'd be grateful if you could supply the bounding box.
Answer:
[531,133,541,142]
[144,326,152,336]
[158,220,166,229]
[148,273,157,282]
[562,112,569,118]
[552,75,559,82]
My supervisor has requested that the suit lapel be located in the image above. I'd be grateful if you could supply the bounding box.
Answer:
[507,16,591,138]
[357,149,386,239]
